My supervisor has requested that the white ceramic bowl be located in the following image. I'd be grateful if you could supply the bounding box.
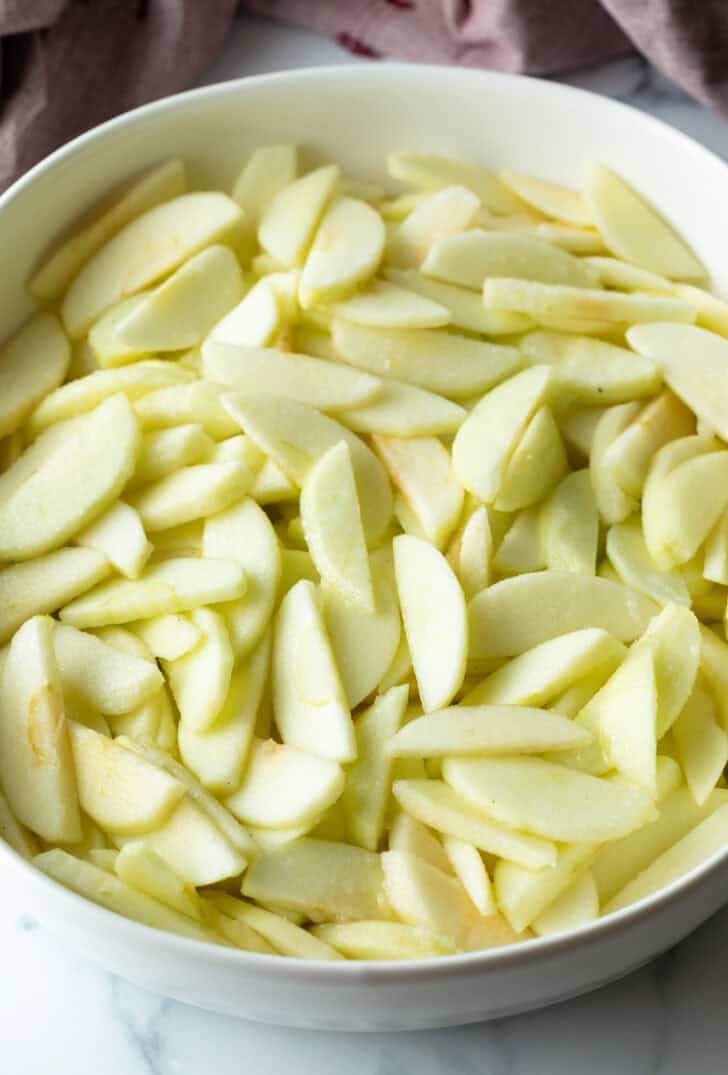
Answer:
[1,64,728,1031]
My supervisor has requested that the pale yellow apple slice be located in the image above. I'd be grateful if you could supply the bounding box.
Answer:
[59,557,246,628]
[586,163,706,281]
[387,185,479,268]
[468,571,658,659]
[343,685,408,852]
[164,607,232,732]
[87,294,155,369]
[600,391,695,499]
[521,330,660,405]
[299,196,385,306]
[225,738,344,830]
[389,705,591,757]
[322,546,401,708]
[0,394,140,561]
[233,144,297,224]
[704,511,728,584]
[208,276,278,349]
[0,315,70,438]
[222,394,392,544]
[111,245,243,352]
[53,623,161,714]
[672,683,728,806]
[208,894,342,960]
[272,579,356,763]
[444,756,653,843]
[62,191,243,337]
[643,447,728,568]
[465,629,625,707]
[494,405,567,512]
[331,278,450,328]
[35,849,222,943]
[422,229,599,289]
[634,604,701,737]
[202,340,380,410]
[532,870,599,937]
[590,402,642,525]
[0,547,111,644]
[394,534,467,712]
[258,164,339,267]
[606,517,690,606]
[449,505,491,597]
[627,323,728,441]
[384,268,530,335]
[331,318,522,399]
[373,434,463,549]
[68,721,183,835]
[242,838,387,922]
[452,365,550,502]
[114,841,202,920]
[337,379,465,437]
[389,811,452,873]
[133,381,239,439]
[540,469,599,575]
[178,631,270,794]
[199,899,275,952]
[31,159,187,300]
[672,282,728,337]
[499,172,592,226]
[75,500,151,579]
[495,844,596,932]
[491,508,545,576]
[386,152,522,214]
[130,613,201,660]
[484,278,696,325]
[0,788,39,859]
[311,921,455,960]
[0,616,81,842]
[584,256,675,294]
[588,643,658,794]
[28,359,193,437]
[531,222,606,255]
[300,440,374,610]
[129,425,214,488]
[558,404,606,457]
[129,461,253,532]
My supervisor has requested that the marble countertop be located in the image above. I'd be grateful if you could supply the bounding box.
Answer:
[4,12,728,1074]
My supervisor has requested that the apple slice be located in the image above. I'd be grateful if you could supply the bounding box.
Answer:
[242,838,387,922]
[389,705,591,757]
[75,501,151,579]
[87,294,151,368]
[384,268,530,335]
[584,256,675,294]
[373,435,463,549]
[115,841,202,920]
[62,191,243,337]
[223,394,392,544]
[178,631,270,793]
[225,738,344,830]
[164,607,233,732]
[0,547,110,644]
[0,616,81,842]
[343,685,408,852]
[272,579,356,762]
[590,402,642,525]
[521,330,660,405]
[672,683,728,806]
[133,381,239,439]
[531,222,606,255]
[643,448,728,568]
[443,756,653,843]
[452,365,550,502]
[0,315,70,438]
[68,721,183,835]
[540,469,599,575]
[300,440,374,610]
[389,810,452,873]
[606,518,690,607]
[495,844,597,932]
[387,185,479,268]
[331,318,522,398]
[53,622,161,714]
[207,275,278,349]
[130,613,201,661]
[441,836,495,916]
[386,152,522,214]
[484,278,695,325]
[0,788,39,859]
[586,163,706,280]
[258,164,339,267]
[202,341,380,410]
[0,394,140,562]
[129,461,253,532]
[494,405,567,512]
[299,196,385,307]
[338,380,465,438]
[129,425,214,488]
[30,159,187,300]
[491,508,546,576]
[499,172,592,226]
[332,278,449,328]
[394,535,467,712]
[448,505,491,598]
[59,557,246,628]
[465,629,625,707]
[207,893,342,960]
[532,870,599,937]
[421,229,599,289]
[468,571,658,658]
[312,920,456,960]
[634,604,701,737]
[110,245,243,352]
[233,144,297,224]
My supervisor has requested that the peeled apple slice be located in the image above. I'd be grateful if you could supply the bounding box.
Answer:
[62,192,243,337]
[590,643,658,794]
[0,616,81,842]
[164,608,233,732]
[520,330,660,405]
[132,424,215,487]
[207,275,281,349]
[129,461,253,532]
[386,152,522,215]
[586,163,706,281]
[232,144,297,225]
[394,534,467,712]
[0,393,140,561]
[0,315,70,438]
[606,518,690,607]
[384,268,530,336]
[484,278,696,326]
[75,500,151,579]
[540,469,599,575]
[53,622,162,714]
[468,572,658,658]
[299,196,385,307]
[87,294,151,368]
[111,245,244,352]
[499,172,593,226]
[331,279,450,328]
[387,185,479,268]
[209,894,342,960]
[337,380,465,438]
[258,164,339,267]
[312,921,455,960]
[114,841,202,920]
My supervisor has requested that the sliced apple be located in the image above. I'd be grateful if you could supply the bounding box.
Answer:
[388,810,451,873]
[672,682,728,806]
[441,835,495,916]
[643,447,728,568]
[491,508,545,576]
[75,500,151,579]
[0,315,70,438]
[164,607,232,732]
[607,518,690,607]
[0,788,39,859]
[331,318,522,399]
[312,920,454,960]
[540,469,598,575]
[450,505,491,597]
[585,256,675,294]
[129,461,253,532]
[422,229,599,289]
[373,435,463,549]
[484,277,695,326]
[208,893,342,960]
[62,192,243,337]
[386,152,523,214]
[531,870,599,936]
[87,294,151,368]
[299,196,385,306]
[207,275,279,349]
[130,424,214,488]
[495,405,567,512]
[586,163,706,280]
[521,330,660,405]
[500,172,592,226]
[130,613,200,661]
[337,379,465,437]
[114,841,202,920]
[387,185,479,268]
[258,164,339,267]
[384,267,530,335]
[232,144,297,225]
[53,622,161,715]
[134,381,239,439]
[332,278,449,328]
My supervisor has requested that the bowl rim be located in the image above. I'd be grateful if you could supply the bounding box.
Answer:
[2,61,728,981]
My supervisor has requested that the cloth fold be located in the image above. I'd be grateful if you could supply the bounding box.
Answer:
[1,1,728,193]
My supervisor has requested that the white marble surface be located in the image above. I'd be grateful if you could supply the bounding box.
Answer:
[4,11,728,1073]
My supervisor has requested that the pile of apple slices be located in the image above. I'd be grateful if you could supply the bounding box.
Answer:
[2,144,728,962]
